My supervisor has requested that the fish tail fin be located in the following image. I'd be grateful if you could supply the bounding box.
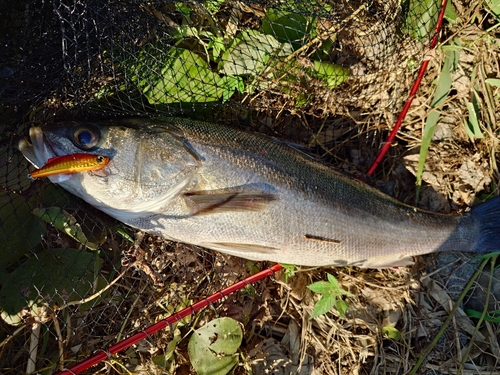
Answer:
[469,195,500,253]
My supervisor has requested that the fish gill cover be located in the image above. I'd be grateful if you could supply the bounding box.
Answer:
[1,0,499,374]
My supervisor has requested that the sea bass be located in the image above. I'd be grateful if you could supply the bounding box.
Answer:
[18,117,500,268]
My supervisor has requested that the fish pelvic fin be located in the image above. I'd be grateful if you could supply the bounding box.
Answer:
[469,195,500,253]
[199,242,281,261]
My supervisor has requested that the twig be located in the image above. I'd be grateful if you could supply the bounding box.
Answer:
[56,269,128,311]
[26,313,42,374]
[0,325,26,350]
[117,282,149,342]
[53,312,65,371]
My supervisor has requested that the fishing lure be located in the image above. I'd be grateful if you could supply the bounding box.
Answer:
[29,153,110,179]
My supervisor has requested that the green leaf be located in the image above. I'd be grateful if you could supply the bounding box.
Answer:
[485,78,500,87]
[403,0,440,39]
[327,273,339,288]
[221,30,293,77]
[261,9,316,50]
[245,261,261,275]
[33,207,101,250]
[415,46,457,199]
[464,99,484,139]
[383,326,401,340]
[485,0,500,20]
[204,0,226,14]
[335,300,349,316]
[219,75,245,103]
[280,263,297,282]
[312,61,349,89]
[479,251,500,260]
[311,293,336,319]
[465,308,500,322]
[188,317,242,375]
[340,289,355,298]
[308,274,352,318]
[115,226,135,243]
[307,280,334,294]
[208,36,226,60]
[0,248,102,325]
[155,325,182,372]
[444,1,458,23]
[175,3,193,18]
[130,48,235,105]
[172,25,202,39]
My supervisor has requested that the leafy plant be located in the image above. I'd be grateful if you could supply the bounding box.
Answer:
[220,29,293,78]
[415,43,458,201]
[111,1,348,110]
[464,94,484,139]
[203,0,226,15]
[311,61,350,89]
[382,326,401,340]
[129,47,242,105]
[307,273,353,319]
[261,8,316,50]
[280,263,297,282]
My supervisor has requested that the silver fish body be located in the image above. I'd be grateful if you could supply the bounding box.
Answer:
[18,118,499,267]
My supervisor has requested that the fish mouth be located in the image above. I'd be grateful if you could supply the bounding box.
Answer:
[18,127,61,168]
[18,127,76,182]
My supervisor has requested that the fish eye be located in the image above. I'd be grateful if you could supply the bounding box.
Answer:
[72,126,100,150]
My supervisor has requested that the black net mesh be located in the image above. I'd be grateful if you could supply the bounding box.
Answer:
[0,0,443,374]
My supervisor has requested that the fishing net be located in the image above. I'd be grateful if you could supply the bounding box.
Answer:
[0,0,471,374]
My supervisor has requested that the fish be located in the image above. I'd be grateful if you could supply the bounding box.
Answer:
[28,153,110,179]
[17,117,500,268]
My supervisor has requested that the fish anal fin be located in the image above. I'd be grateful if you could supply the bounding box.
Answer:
[184,188,277,215]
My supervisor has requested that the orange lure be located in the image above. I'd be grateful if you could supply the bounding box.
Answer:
[29,153,110,179]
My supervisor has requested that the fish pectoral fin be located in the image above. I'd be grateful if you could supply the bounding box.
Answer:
[200,242,280,255]
[184,188,277,215]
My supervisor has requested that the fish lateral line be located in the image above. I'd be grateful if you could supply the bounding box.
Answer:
[28,153,111,179]
[304,234,341,244]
